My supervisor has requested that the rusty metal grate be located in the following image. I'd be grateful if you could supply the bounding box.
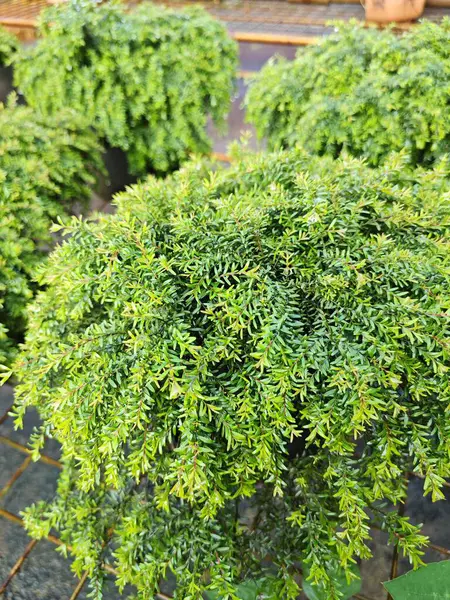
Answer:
[0,0,46,40]
[0,399,449,599]
[0,0,47,21]
[4,0,450,45]
[0,0,322,44]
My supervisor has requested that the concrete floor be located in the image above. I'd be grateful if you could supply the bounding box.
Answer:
[208,41,298,154]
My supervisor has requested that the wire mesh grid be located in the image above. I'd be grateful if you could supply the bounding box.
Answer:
[0,398,449,600]
[2,0,447,43]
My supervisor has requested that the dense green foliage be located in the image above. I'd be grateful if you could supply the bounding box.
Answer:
[0,102,102,364]
[0,25,18,66]
[246,20,450,167]
[12,150,450,598]
[14,0,237,176]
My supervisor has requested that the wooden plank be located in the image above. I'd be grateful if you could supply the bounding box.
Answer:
[0,539,38,594]
[0,17,37,28]
[232,31,319,45]
[0,435,62,469]
[288,0,330,5]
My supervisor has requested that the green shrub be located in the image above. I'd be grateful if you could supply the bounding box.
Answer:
[246,20,450,167]
[11,150,450,599]
[0,25,18,66]
[14,0,238,176]
[0,102,102,364]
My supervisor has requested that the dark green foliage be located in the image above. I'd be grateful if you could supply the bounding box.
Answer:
[12,150,450,598]
[14,0,237,176]
[0,102,102,364]
[0,25,18,66]
[246,20,450,167]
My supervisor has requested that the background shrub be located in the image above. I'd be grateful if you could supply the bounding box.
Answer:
[15,0,238,176]
[0,102,102,364]
[12,150,450,598]
[0,24,18,66]
[246,20,450,167]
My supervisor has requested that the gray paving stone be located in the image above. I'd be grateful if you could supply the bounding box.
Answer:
[1,461,59,517]
[1,540,88,600]
[0,384,61,460]
[0,518,31,583]
[0,444,27,491]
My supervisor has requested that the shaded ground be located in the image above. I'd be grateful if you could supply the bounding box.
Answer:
[208,42,297,153]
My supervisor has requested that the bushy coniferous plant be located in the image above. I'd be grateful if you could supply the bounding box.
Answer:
[14,0,237,176]
[10,150,450,599]
[0,102,102,364]
[0,24,18,66]
[247,20,450,167]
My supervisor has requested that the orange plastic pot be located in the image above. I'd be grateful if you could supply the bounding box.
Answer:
[365,0,426,23]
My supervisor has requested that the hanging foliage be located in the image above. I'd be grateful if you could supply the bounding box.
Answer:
[246,20,450,167]
[14,0,238,176]
[11,150,450,598]
[0,102,102,364]
[0,24,18,66]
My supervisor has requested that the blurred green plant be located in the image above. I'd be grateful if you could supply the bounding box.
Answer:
[10,149,450,598]
[246,19,450,167]
[0,25,18,66]
[205,564,361,600]
[301,563,360,600]
[14,0,238,176]
[0,101,102,365]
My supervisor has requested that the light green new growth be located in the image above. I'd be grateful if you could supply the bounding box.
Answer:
[0,102,103,365]
[12,150,449,599]
[0,24,18,66]
[15,0,238,176]
[246,20,450,167]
